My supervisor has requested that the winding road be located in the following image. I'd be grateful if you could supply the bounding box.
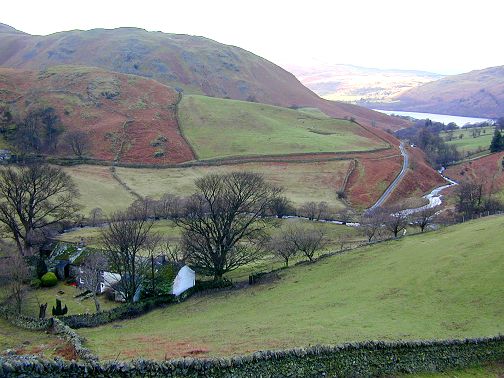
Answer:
[369,142,409,211]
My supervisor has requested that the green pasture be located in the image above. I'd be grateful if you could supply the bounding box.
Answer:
[79,216,504,360]
[441,127,493,155]
[179,95,386,159]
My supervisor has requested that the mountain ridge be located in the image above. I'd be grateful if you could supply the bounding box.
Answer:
[0,23,408,131]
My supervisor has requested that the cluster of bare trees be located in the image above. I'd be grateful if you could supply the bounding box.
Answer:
[0,104,92,159]
[360,205,440,243]
[268,225,327,267]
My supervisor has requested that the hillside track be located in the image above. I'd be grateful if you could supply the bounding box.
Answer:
[369,142,408,210]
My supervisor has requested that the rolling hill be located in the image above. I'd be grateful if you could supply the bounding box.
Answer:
[377,66,504,118]
[0,24,408,130]
[287,63,443,102]
[79,215,504,360]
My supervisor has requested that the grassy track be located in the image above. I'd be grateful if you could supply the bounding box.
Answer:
[179,95,386,159]
[115,160,351,209]
[79,216,504,360]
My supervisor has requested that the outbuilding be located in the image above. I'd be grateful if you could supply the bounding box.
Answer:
[172,265,196,296]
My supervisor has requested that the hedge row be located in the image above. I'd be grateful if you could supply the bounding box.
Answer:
[60,279,233,329]
[1,336,503,377]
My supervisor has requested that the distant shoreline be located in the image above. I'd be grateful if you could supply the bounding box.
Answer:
[374,109,493,126]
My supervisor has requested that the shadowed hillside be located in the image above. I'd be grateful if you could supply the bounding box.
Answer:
[0,25,408,130]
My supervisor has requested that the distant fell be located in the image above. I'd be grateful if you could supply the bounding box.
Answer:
[286,62,442,103]
[0,25,407,130]
[375,66,504,118]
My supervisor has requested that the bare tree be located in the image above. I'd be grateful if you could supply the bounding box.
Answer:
[155,193,185,219]
[336,233,352,251]
[128,197,156,220]
[269,196,293,219]
[284,225,327,262]
[0,244,30,314]
[163,238,187,264]
[89,208,104,227]
[384,207,409,238]
[456,180,484,218]
[414,206,439,232]
[175,172,280,280]
[64,131,90,159]
[100,209,153,302]
[144,233,162,296]
[360,209,385,243]
[299,202,317,220]
[268,233,297,267]
[78,253,108,312]
[0,164,81,256]
[299,201,329,221]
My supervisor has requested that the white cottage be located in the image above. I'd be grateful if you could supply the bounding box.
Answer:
[172,265,196,296]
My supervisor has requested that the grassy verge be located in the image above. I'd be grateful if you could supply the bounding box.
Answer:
[79,216,504,360]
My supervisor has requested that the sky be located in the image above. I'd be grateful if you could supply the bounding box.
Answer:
[1,0,503,74]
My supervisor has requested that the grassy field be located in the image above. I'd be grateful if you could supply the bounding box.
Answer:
[179,95,386,159]
[0,318,69,358]
[79,215,504,360]
[62,165,136,215]
[115,160,351,209]
[22,282,119,317]
[441,127,493,155]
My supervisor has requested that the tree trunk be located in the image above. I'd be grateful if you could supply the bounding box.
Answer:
[93,293,101,312]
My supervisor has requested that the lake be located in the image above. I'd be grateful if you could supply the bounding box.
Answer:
[374,109,493,127]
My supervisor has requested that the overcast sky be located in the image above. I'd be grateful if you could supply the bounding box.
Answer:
[2,0,502,74]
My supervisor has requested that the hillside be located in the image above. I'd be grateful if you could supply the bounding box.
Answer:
[445,151,504,201]
[378,66,504,118]
[0,66,194,163]
[179,95,388,159]
[79,215,504,360]
[0,24,408,131]
[287,63,442,102]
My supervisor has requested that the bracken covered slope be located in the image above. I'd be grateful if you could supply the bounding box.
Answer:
[0,66,195,164]
[0,25,408,130]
